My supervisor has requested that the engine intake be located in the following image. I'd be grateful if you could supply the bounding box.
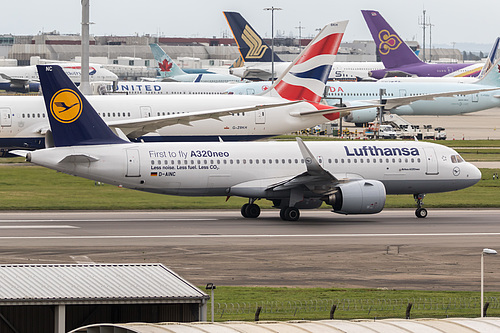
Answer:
[324,180,386,214]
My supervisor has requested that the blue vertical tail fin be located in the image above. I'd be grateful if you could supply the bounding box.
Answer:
[36,65,127,147]
[361,10,422,68]
[223,11,282,63]
[149,43,186,78]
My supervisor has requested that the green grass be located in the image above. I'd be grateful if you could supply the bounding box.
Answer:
[206,287,500,321]
[0,165,499,210]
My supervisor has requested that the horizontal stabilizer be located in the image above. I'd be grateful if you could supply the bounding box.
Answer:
[290,103,382,117]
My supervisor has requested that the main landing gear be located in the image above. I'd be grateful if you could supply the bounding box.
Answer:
[241,200,261,218]
[414,193,427,218]
[240,200,301,221]
[279,207,300,221]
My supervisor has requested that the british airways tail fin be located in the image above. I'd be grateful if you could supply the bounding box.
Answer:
[268,21,347,103]
[223,11,282,63]
[36,65,127,147]
[361,10,422,68]
[149,43,186,78]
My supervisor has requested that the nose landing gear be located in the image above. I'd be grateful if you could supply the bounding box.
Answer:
[414,193,427,218]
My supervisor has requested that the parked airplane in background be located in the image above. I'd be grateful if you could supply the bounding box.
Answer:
[0,64,118,93]
[362,10,483,79]
[12,64,481,220]
[150,44,243,83]
[113,81,236,95]
[1,21,378,155]
[223,11,383,81]
[227,57,500,125]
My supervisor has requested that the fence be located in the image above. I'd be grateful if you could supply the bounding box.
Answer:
[214,297,500,321]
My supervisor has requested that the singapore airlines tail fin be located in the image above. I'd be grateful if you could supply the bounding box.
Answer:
[36,65,127,147]
[269,21,347,103]
[223,11,282,63]
[149,43,187,79]
[361,10,422,68]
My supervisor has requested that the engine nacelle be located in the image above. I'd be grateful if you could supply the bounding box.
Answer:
[343,108,377,124]
[324,180,386,214]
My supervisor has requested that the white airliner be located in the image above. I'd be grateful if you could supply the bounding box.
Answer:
[12,65,482,220]
[0,63,118,93]
[2,21,374,154]
[227,57,500,125]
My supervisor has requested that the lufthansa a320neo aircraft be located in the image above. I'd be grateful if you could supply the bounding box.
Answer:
[12,65,481,220]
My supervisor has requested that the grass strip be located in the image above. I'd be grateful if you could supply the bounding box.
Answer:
[206,286,500,321]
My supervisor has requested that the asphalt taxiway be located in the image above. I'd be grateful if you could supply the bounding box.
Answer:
[1,209,499,290]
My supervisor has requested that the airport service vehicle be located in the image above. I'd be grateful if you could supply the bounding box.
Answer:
[223,11,383,81]
[0,63,118,93]
[13,65,481,220]
[2,22,382,154]
[150,44,243,83]
[362,10,483,79]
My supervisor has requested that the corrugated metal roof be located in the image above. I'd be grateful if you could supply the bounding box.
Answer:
[70,318,500,333]
[0,264,208,305]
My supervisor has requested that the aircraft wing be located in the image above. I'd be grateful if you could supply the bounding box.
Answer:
[106,100,302,139]
[361,87,500,110]
[230,138,342,203]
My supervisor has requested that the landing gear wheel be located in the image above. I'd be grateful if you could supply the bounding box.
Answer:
[280,207,300,221]
[241,204,249,218]
[245,203,261,218]
[415,208,428,218]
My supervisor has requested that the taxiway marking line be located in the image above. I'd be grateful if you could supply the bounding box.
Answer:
[0,225,78,229]
[0,232,498,239]
[0,219,217,223]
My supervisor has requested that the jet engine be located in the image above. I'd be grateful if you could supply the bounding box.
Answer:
[343,108,377,124]
[324,180,386,214]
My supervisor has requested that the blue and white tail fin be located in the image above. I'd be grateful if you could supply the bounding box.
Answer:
[149,43,186,78]
[36,65,127,147]
[475,57,500,87]
[268,21,347,103]
[223,11,282,63]
[361,10,422,69]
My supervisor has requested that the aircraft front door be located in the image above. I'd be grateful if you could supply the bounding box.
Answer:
[140,106,151,118]
[0,108,12,127]
[423,147,439,175]
[126,149,141,177]
[255,110,266,124]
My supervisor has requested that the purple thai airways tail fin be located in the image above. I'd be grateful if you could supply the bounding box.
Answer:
[361,10,422,68]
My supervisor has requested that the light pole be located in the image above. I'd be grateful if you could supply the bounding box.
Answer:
[205,283,216,322]
[481,248,497,317]
[263,7,282,84]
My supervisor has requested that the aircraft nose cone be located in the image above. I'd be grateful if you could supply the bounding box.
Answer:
[467,163,482,185]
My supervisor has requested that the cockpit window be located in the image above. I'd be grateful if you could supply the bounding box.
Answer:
[451,155,464,163]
